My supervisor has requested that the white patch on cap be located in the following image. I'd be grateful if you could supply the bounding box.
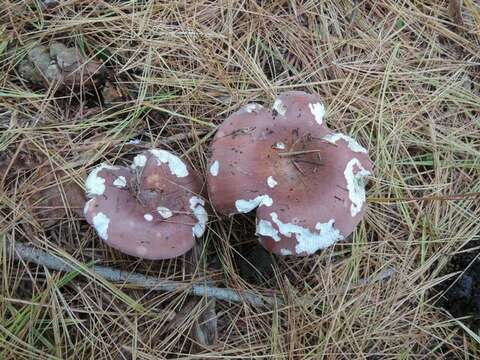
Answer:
[127,138,141,145]
[235,195,273,213]
[113,176,127,188]
[280,248,293,256]
[157,207,173,219]
[210,160,219,176]
[189,196,208,237]
[136,246,148,256]
[308,103,325,125]
[344,158,371,217]
[267,176,278,188]
[85,163,116,197]
[274,142,286,150]
[149,149,189,178]
[272,98,287,116]
[244,103,263,113]
[256,219,280,241]
[92,212,110,240]
[270,212,343,255]
[132,154,147,168]
[323,133,368,154]
[144,213,153,221]
[83,199,94,217]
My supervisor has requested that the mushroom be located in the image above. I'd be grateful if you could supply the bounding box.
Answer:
[18,42,106,90]
[207,91,373,256]
[29,169,86,226]
[0,142,86,225]
[83,149,207,260]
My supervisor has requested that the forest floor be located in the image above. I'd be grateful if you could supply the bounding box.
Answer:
[1,1,480,359]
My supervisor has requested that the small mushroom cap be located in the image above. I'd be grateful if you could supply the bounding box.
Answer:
[30,170,86,226]
[18,42,105,90]
[207,91,373,256]
[84,150,207,260]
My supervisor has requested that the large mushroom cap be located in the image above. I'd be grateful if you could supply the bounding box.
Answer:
[84,149,207,260]
[207,91,373,256]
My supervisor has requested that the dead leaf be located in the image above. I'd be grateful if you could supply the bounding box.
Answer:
[449,0,464,27]
[192,299,218,349]
[188,240,218,350]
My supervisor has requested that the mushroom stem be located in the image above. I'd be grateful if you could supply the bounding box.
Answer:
[7,241,281,308]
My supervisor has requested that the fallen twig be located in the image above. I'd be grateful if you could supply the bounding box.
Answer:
[7,241,281,308]
[6,241,396,309]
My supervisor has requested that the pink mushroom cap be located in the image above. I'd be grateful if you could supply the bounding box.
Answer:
[207,91,373,256]
[84,149,208,260]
